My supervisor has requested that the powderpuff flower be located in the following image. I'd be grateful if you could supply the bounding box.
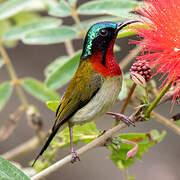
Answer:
[132,0,180,102]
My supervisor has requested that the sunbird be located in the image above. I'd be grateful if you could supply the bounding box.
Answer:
[33,20,137,165]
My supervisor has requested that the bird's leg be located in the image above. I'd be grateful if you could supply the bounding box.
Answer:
[68,123,80,163]
[106,112,135,126]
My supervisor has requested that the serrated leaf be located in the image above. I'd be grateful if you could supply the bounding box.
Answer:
[22,78,59,102]
[0,81,13,111]
[108,130,166,170]
[0,157,30,180]
[0,0,31,20]
[44,56,68,78]
[46,100,59,112]
[3,18,62,41]
[23,26,76,45]
[78,0,139,17]
[45,52,81,89]
[48,0,71,17]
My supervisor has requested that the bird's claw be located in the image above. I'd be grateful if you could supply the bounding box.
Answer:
[71,151,80,163]
[107,112,135,127]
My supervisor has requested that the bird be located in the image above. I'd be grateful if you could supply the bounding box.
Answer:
[32,20,137,166]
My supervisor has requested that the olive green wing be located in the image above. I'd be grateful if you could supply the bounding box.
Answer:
[55,60,103,128]
[32,60,103,166]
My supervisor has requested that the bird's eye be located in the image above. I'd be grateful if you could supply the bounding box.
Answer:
[99,29,108,36]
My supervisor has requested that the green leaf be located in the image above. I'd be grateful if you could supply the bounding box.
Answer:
[45,52,81,89]
[117,29,137,38]
[23,26,77,45]
[46,100,59,112]
[0,0,31,20]
[117,23,147,38]
[12,11,40,25]
[0,156,30,180]
[78,0,139,17]
[22,78,59,102]
[56,122,100,147]
[48,0,71,17]
[175,120,180,127]
[44,56,68,78]
[108,130,166,170]
[0,81,13,111]
[3,18,62,41]
[0,19,11,38]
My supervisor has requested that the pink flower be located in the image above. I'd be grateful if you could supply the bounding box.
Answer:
[133,0,180,102]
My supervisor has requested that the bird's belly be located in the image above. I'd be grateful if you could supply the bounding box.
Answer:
[69,76,122,126]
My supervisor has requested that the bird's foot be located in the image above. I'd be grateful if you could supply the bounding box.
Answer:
[107,112,135,127]
[71,151,80,163]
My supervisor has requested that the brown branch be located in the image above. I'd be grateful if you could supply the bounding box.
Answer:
[0,106,25,141]
[0,41,29,108]
[152,111,180,135]
[31,112,139,180]
[64,40,75,56]
[2,132,45,160]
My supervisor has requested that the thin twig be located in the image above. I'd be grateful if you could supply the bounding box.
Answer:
[2,133,45,160]
[64,40,75,56]
[121,83,137,114]
[145,81,173,118]
[69,0,84,32]
[0,41,28,108]
[152,111,180,135]
[124,168,129,180]
[0,106,25,141]
[114,83,137,126]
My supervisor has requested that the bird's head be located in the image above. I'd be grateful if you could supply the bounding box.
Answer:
[81,20,138,62]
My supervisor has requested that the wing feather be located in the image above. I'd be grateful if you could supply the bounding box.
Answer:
[32,59,103,166]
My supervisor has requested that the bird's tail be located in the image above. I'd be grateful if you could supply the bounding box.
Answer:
[32,122,63,167]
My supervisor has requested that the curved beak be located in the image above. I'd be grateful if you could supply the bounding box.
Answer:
[116,20,139,33]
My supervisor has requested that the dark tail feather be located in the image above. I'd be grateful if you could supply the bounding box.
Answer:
[32,122,62,167]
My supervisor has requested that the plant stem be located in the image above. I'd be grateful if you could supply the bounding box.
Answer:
[114,83,136,126]
[124,168,129,180]
[2,135,43,160]
[64,40,75,56]
[0,41,28,108]
[152,111,180,135]
[121,83,137,114]
[145,81,173,118]
[70,2,84,32]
